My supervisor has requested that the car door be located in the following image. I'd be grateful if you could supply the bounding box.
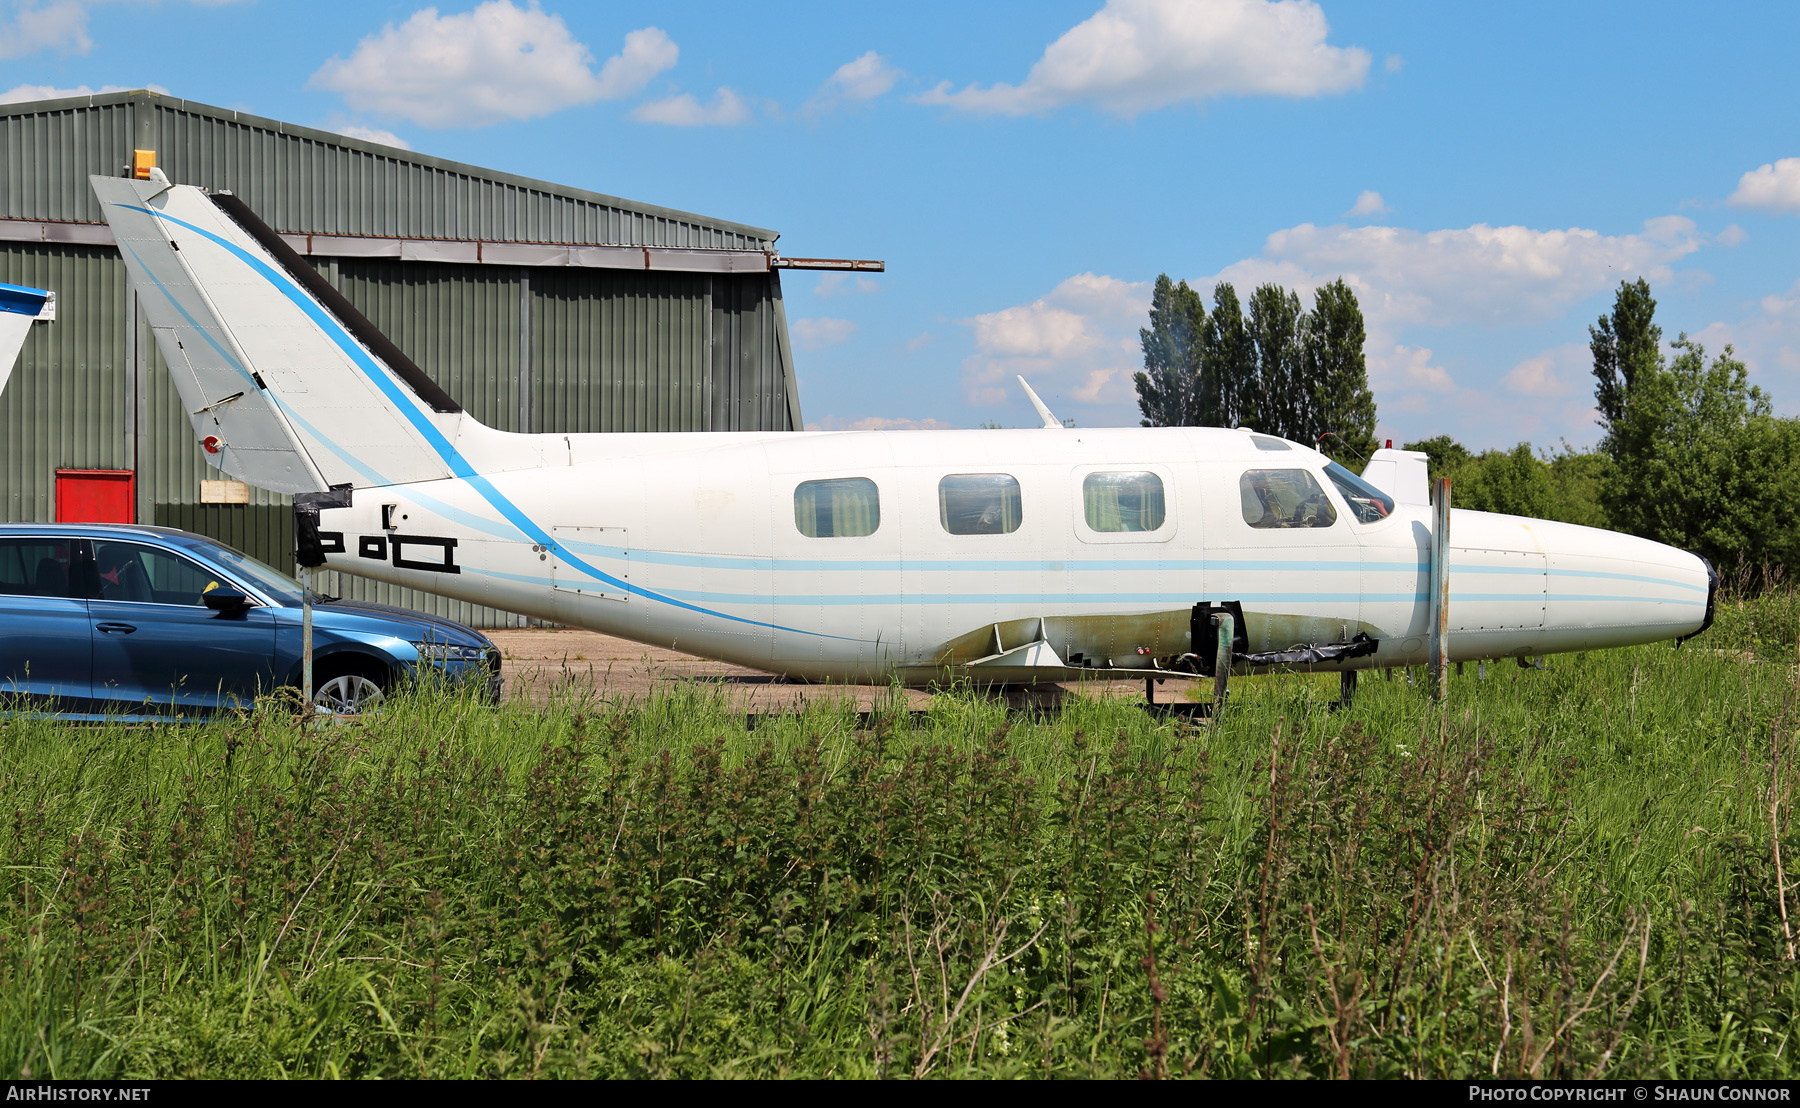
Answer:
[88,539,278,715]
[0,536,93,711]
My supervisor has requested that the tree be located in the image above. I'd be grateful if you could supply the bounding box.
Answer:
[1132,275,1205,427]
[1453,443,1557,519]
[1401,435,1473,482]
[1202,282,1256,430]
[1305,278,1377,465]
[1602,336,1800,570]
[1247,283,1307,440]
[1590,278,1662,432]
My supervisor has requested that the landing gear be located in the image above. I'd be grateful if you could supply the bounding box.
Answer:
[1336,668,1357,708]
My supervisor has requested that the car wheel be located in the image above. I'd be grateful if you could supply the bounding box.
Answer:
[312,674,385,715]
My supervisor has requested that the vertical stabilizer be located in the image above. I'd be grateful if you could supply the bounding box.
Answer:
[90,175,461,493]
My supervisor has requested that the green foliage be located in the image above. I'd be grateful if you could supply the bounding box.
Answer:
[1203,282,1256,431]
[1591,278,1663,432]
[1135,275,1377,457]
[1401,435,1473,481]
[1134,274,1207,428]
[1447,442,1558,518]
[6,620,1800,1079]
[1247,283,1309,442]
[1305,279,1378,465]
[1602,337,1800,572]
[1400,436,1610,529]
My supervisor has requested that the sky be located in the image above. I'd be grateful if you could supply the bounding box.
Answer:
[5,0,1798,449]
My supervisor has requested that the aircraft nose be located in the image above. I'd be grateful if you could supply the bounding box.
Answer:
[1537,521,1715,650]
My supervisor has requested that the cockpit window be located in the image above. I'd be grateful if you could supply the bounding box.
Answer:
[939,474,1022,535]
[794,477,881,538]
[1240,469,1338,529]
[1084,471,1166,532]
[1323,461,1394,524]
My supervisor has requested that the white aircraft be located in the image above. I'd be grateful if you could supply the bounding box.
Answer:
[75,174,1717,692]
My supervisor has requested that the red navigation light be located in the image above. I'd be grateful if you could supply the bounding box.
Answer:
[202,436,222,454]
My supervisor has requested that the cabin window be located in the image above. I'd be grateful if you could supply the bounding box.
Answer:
[1323,461,1394,524]
[1240,469,1338,529]
[793,477,881,538]
[1251,435,1290,451]
[1083,471,1166,532]
[939,474,1022,535]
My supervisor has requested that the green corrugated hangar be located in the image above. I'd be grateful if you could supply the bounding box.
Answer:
[1,89,859,627]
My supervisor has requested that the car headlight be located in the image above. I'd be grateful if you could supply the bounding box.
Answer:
[412,641,487,662]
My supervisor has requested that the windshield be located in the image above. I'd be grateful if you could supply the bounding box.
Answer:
[174,536,308,605]
[1323,461,1395,524]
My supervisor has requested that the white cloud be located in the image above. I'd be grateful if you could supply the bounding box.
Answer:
[1499,343,1587,399]
[330,123,412,150]
[1347,189,1388,217]
[960,273,1149,408]
[1728,157,1800,213]
[902,332,934,352]
[310,2,676,128]
[804,50,900,116]
[1717,224,1747,247]
[631,87,750,127]
[0,0,89,59]
[791,316,858,351]
[806,415,956,432]
[1224,215,1700,328]
[1377,344,1455,394]
[814,273,882,297]
[1383,53,1403,73]
[915,0,1369,117]
[594,26,679,98]
[0,81,161,103]
[1690,277,1800,383]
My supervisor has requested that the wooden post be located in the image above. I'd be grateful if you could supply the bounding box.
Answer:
[1428,477,1452,701]
[1213,612,1233,711]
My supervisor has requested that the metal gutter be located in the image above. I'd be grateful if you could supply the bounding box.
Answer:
[0,218,880,274]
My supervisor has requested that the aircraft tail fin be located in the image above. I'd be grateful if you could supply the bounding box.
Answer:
[90,174,464,493]
[0,282,51,400]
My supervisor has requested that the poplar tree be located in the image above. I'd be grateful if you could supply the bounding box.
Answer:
[1203,282,1256,430]
[1306,278,1378,464]
[1132,274,1206,427]
[1248,283,1308,440]
[1590,278,1662,433]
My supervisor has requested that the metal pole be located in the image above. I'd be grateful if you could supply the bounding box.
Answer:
[1428,477,1452,701]
[301,564,314,711]
[1213,612,1233,711]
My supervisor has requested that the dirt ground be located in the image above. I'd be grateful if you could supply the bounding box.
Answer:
[486,628,1204,714]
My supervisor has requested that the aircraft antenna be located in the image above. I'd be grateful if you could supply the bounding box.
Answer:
[1016,376,1063,429]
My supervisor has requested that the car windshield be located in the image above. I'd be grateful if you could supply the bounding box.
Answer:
[1323,461,1395,524]
[175,537,307,605]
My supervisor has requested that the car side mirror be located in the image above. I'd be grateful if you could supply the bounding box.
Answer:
[204,587,251,612]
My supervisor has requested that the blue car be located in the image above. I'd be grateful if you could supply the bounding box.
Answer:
[0,523,501,719]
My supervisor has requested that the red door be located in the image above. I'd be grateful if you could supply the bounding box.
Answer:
[55,469,135,523]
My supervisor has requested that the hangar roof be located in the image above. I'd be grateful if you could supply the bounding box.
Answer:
[0,88,779,250]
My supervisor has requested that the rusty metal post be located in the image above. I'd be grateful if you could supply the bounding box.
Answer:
[1213,612,1233,711]
[1428,477,1452,701]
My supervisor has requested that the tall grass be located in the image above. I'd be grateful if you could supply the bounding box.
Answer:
[1,590,1798,1078]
